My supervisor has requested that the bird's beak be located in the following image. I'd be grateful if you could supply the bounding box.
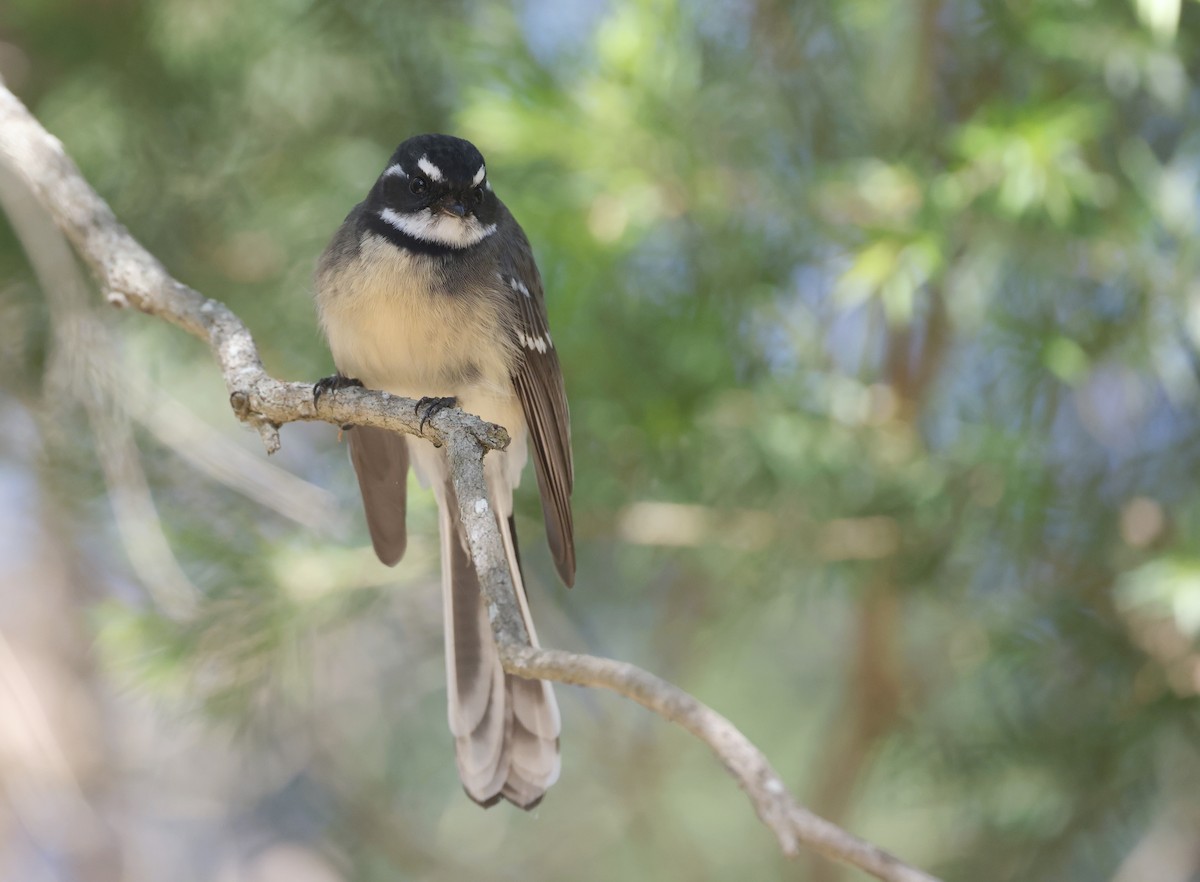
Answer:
[440,199,467,218]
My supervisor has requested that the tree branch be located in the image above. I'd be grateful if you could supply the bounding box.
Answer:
[0,82,942,882]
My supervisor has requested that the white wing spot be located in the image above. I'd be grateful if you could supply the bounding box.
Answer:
[417,155,444,182]
[518,332,550,354]
[509,277,532,298]
[472,165,486,187]
[383,164,408,179]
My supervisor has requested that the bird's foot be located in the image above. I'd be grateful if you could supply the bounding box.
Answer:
[314,374,364,431]
[313,373,364,407]
[415,396,458,434]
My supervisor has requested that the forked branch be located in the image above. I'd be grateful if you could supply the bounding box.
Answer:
[0,82,941,882]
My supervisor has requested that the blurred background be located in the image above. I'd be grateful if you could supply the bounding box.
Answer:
[2,0,1200,880]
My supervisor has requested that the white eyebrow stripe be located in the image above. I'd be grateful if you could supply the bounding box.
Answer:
[417,155,444,182]
[472,165,486,186]
[383,164,408,178]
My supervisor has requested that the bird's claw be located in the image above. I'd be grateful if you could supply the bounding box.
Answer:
[313,374,364,407]
[416,396,458,434]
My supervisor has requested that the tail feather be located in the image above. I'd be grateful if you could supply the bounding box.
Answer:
[508,678,561,779]
[439,466,560,810]
[347,426,409,566]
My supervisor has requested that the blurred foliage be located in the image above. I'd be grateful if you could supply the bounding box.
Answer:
[3,0,1200,880]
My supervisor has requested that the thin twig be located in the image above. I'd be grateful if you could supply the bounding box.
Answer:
[0,83,508,458]
[0,81,943,882]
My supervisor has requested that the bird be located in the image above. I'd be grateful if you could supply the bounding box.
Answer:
[312,133,574,809]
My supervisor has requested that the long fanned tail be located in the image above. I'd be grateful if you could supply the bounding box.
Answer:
[439,474,560,808]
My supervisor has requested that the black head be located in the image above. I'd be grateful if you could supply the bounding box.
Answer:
[365,133,500,255]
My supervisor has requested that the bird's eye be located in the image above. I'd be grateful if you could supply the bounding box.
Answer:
[472,184,485,205]
[410,177,428,195]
